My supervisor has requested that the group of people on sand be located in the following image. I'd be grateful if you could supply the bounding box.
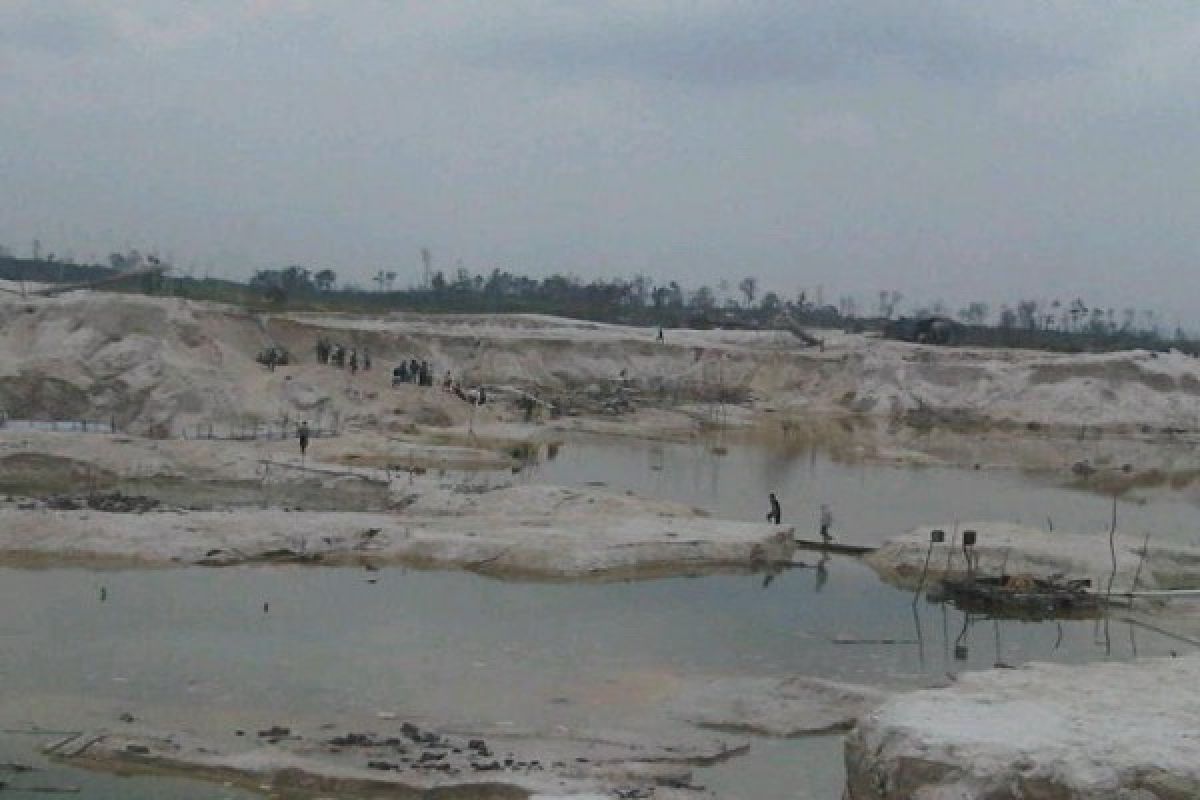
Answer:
[392,358,433,387]
[316,338,371,375]
[440,371,487,406]
[767,492,834,543]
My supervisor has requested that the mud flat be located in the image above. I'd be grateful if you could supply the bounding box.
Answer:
[48,721,744,799]
[667,675,889,737]
[845,655,1200,799]
[0,430,531,485]
[39,670,882,798]
[0,484,794,579]
[865,521,1200,591]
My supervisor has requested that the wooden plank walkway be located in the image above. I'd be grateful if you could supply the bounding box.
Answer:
[792,538,877,556]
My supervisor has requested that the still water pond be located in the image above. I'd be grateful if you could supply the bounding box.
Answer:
[519,433,1200,546]
[2,438,1196,799]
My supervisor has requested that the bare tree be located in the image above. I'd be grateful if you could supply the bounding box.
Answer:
[1018,299,1040,330]
[420,247,433,288]
[878,290,902,319]
[738,276,758,307]
[1066,298,1087,331]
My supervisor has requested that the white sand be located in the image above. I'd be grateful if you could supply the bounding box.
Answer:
[846,655,1200,798]
[5,292,1200,439]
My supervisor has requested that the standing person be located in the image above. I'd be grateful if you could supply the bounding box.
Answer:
[298,421,310,460]
[362,349,371,371]
[657,326,665,343]
[766,493,781,525]
[349,349,358,375]
[819,504,834,543]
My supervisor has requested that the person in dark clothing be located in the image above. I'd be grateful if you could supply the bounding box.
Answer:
[349,349,358,375]
[657,326,665,343]
[298,421,311,459]
[766,493,781,525]
[362,349,371,371]
[819,504,834,543]
[395,362,408,385]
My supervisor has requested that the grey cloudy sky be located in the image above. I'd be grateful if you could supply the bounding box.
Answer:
[2,1,1198,322]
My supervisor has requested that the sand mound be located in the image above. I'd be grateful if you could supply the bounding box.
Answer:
[5,292,1200,436]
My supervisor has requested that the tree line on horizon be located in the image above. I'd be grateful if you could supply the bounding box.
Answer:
[0,248,1191,353]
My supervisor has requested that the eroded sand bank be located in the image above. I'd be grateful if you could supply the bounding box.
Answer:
[845,655,1200,799]
[0,488,795,579]
[866,521,1200,591]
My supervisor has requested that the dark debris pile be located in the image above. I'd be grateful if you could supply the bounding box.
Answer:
[321,722,560,778]
[42,491,161,513]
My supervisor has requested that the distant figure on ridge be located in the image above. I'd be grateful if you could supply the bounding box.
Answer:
[298,421,311,460]
[766,493,781,525]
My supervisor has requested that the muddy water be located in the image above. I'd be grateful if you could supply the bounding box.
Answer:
[518,433,1200,546]
[3,438,1198,799]
[0,565,1182,799]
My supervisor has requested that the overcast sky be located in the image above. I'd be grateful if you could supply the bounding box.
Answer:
[2,1,1198,322]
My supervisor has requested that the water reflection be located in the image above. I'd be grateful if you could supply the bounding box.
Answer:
[2,557,1193,799]
[5,434,1200,799]
[515,434,1200,547]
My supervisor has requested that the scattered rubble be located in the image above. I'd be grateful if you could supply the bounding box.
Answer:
[42,491,160,513]
[46,721,745,799]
